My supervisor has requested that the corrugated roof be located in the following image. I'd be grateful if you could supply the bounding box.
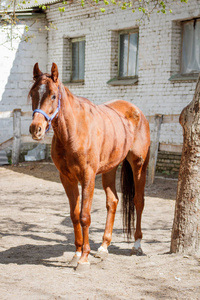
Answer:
[18,0,60,9]
[0,0,61,12]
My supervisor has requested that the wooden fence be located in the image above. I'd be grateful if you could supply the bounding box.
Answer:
[0,109,182,184]
[0,109,52,166]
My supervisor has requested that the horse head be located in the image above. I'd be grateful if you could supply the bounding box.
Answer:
[29,63,61,140]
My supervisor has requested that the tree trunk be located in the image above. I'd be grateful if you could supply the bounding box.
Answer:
[170,75,200,255]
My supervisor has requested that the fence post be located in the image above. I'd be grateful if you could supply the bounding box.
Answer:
[148,114,163,185]
[12,109,21,166]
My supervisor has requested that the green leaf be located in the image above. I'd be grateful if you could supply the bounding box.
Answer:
[104,0,109,5]
[100,7,106,12]
[59,6,65,12]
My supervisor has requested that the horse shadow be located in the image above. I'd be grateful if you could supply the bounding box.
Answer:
[0,239,131,269]
[0,217,131,268]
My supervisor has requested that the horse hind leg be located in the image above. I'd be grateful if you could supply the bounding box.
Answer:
[125,150,149,256]
[95,166,119,259]
[131,166,146,256]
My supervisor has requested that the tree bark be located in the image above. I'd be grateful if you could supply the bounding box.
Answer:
[171,75,200,255]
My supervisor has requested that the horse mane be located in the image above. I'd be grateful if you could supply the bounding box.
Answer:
[63,84,96,108]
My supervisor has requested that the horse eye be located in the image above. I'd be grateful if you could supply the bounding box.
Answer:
[51,94,56,100]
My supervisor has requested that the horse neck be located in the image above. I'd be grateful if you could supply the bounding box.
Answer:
[52,84,78,143]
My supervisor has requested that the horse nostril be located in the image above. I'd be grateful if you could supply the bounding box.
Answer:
[38,126,42,132]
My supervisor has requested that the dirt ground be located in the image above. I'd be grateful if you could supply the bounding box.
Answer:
[0,162,199,300]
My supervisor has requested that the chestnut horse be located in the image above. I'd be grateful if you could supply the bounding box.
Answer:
[29,63,150,269]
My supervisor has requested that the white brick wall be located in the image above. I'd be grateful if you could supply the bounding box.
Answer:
[0,17,47,143]
[46,1,199,147]
[0,2,199,148]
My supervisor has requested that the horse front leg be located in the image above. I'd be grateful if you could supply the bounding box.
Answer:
[60,173,83,263]
[77,172,95,268]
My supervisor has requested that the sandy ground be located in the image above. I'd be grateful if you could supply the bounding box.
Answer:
[0,162,199,300]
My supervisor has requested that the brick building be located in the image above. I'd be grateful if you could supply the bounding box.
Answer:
[0,1,199,171]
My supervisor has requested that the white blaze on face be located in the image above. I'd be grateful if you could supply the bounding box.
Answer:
[38,84,46,107]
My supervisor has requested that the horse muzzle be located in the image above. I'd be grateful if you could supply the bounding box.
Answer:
[29,121,46,140]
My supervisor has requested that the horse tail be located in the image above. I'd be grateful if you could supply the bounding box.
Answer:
[121,158,135,239]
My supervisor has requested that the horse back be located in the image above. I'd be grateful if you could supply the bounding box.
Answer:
[103,99,143,125]
[103,99,150,140]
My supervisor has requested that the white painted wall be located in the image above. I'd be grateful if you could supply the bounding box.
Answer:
[0,16,47,143]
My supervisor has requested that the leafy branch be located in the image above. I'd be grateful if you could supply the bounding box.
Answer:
[0,0,189,47]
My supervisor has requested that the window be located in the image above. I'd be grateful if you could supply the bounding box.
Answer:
[71,37,85,82]
[119,30,139,78]
[181,19,200,74]
[107,29,139,86]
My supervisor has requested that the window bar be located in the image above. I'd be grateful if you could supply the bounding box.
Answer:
[127,34,130,77]
[136,33,139,75]
[77,42,79,80]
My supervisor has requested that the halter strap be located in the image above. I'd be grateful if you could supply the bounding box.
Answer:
[32,86,61,133]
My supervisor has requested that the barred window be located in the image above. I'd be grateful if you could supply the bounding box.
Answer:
[119,30,139,78]
[71,37,85,82]
[181,19,200,74]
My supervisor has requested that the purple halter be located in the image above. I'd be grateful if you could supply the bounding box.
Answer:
[32,86,61,133]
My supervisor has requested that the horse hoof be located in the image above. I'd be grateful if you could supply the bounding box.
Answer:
[130,247,143,256]
[95,246,108,260]
[68,255,80,267]
[76,261,90,272]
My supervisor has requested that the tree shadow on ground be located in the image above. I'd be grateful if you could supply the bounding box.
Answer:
[3,162,178,200]
[0,243,72,267]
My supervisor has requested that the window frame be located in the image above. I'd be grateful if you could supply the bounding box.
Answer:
[70,36,85,83]
[180,18,200,75]
[169,18,200,82]
[118,29,139,80]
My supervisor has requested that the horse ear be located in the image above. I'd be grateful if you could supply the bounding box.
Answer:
[33,63,42,80]
[51,63,59,82]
